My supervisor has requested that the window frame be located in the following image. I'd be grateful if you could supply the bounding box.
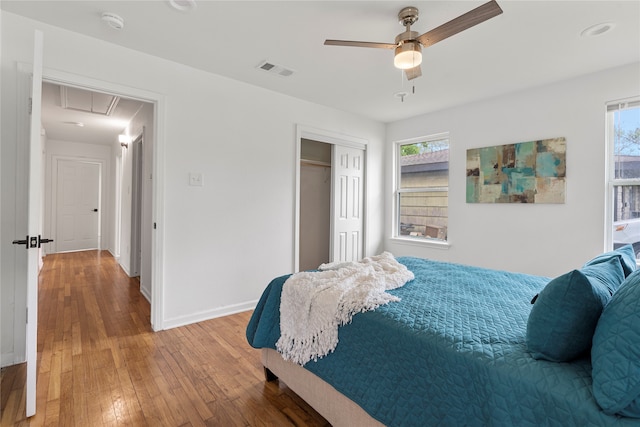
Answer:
[392,132,450,248]
[606,97,640,259]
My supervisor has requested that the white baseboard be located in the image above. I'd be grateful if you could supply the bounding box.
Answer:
[1,352,23,368]
[140,285,151,303]
[106,248,119,261]
[161,300,258,330]
[119,262,131,277]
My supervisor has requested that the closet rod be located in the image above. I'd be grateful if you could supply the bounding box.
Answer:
[300,159,331,168]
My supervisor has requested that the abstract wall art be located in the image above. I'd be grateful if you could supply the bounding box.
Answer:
[466,137,566,203]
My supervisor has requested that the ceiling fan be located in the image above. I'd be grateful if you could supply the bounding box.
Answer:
[324,0,503,81]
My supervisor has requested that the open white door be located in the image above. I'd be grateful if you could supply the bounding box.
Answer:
[331,145,364,262]
[23,29,44,418]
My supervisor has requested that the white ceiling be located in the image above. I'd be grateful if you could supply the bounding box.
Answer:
[3,0,639,141]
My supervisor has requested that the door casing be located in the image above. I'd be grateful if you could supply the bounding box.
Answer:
[294,125,368,272]
[130,134,144,277]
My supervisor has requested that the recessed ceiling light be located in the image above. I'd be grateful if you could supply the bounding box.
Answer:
[101,12,125,30]
[580,22,616,38]
[169,0,197,12]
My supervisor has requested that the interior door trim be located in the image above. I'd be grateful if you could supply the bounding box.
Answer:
[40,68,166,331]
[294,124,368,273]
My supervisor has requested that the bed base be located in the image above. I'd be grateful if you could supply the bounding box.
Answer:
[261,348,384,427]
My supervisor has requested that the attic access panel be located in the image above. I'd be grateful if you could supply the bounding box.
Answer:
[60,85,120,116]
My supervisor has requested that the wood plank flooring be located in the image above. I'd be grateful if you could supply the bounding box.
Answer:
[1,250,330,426]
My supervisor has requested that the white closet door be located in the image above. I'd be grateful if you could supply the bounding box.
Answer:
[331,145,364,262]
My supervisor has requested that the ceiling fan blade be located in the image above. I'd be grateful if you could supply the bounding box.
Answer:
[416,0,503,48]
[324,40,397,49]
[405,65,422,81]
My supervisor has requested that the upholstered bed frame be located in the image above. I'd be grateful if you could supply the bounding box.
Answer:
[262,348,383,426]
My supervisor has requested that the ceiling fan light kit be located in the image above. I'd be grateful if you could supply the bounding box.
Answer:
[324,0,503,81]
[394,42,422,69]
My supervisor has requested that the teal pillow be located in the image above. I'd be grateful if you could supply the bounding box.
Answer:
[526,257,624,362]
[584,244,637,280]
[592,269,640,418]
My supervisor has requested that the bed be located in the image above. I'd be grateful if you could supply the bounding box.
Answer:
[246,254,640,426]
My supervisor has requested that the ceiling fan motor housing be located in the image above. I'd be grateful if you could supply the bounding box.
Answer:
[398,7,419,27]
[395,30,419,44]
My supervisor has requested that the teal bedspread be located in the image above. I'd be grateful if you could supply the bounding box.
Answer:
[246,257,637,426]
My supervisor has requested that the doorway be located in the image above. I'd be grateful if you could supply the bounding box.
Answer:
[36,70,164,330]
[3,46,165,419]
[299,139,332,271]
[295,126,367,272]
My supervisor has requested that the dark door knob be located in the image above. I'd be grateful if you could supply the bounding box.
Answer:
[11,235,53,249]
[39,236,54,246]
[12,236,28,248]
[93,209,98,212]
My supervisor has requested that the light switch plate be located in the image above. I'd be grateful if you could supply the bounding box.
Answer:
[189,172,203,187]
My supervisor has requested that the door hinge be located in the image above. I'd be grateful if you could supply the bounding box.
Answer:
[28,97,32,114]
[26,307,28,324]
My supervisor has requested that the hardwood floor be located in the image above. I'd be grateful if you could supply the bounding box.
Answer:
[1,250,330,426]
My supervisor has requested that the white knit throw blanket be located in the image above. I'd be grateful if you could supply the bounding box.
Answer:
[276,252,414,365]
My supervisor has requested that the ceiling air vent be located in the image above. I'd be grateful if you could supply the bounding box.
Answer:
[256,60,295,77]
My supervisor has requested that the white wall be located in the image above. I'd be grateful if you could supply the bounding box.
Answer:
[386,62,640,277]
[1,11,386,362]
[43,139,112,255]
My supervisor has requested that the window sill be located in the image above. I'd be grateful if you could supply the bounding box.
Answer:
[390,236,451,250]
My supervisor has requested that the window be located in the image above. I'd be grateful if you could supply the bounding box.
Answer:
[395,135,449,242]
[608,99,640,260]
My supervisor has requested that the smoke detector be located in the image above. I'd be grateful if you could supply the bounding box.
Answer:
[580,22,616,37]
[101,12,125,30]
[169,0,197,11]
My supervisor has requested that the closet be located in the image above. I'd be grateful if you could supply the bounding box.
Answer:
[299,139,332,271]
